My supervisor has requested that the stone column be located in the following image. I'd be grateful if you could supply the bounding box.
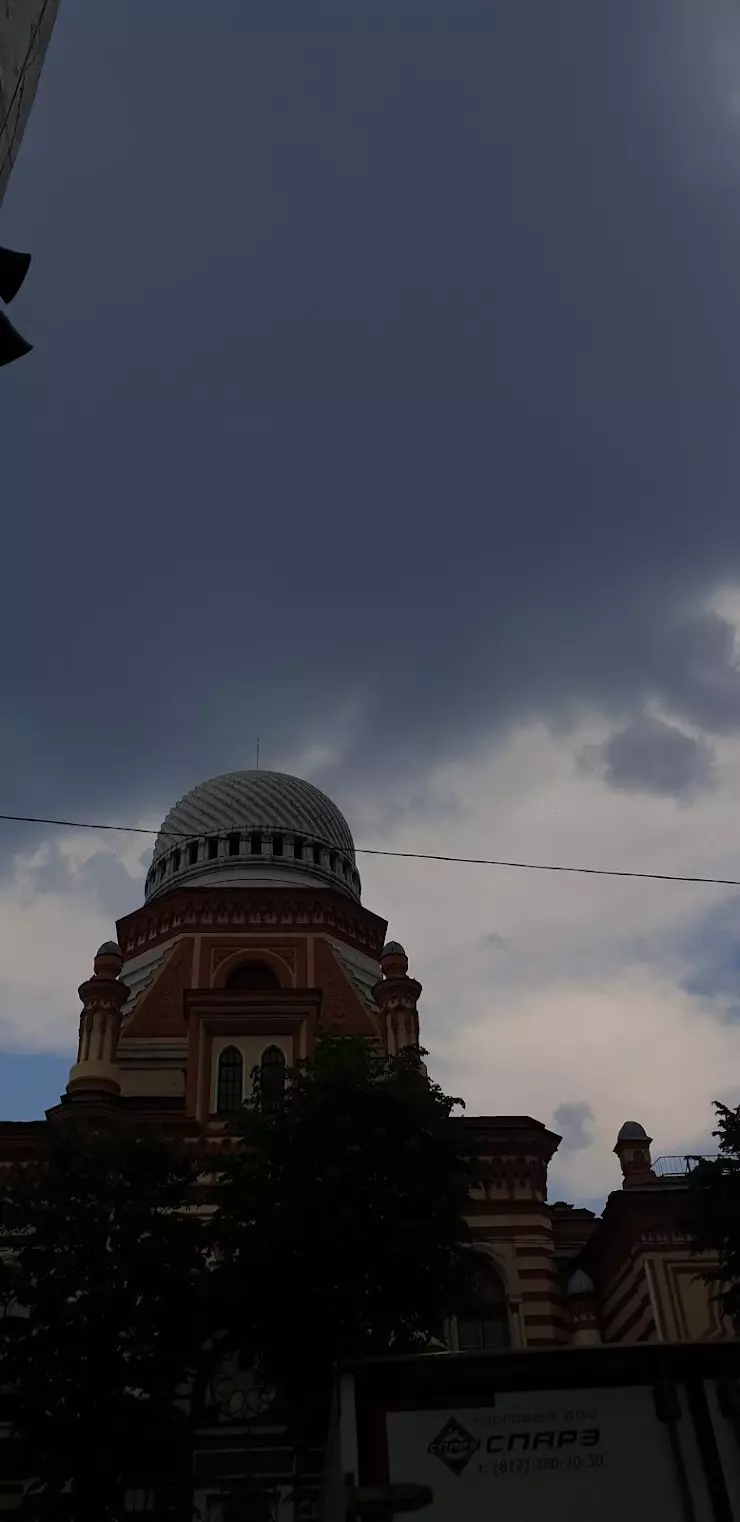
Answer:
[614,1120,657,1188]
[66,941,129,1099]
[371,941,422,1055]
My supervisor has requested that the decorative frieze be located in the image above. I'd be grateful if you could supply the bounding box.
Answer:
[117,889,387,961]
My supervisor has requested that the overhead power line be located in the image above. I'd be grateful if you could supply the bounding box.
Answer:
[352,849,740,887]
[0,809,737,888]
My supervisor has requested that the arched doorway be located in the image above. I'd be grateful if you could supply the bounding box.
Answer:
[457,1256,510,1351]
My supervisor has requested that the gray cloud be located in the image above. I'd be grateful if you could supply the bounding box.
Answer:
[580,717,716,800]
[552,1102,596,1154]
[13,842,142,922]
[2,3,740,854]
[478,932,509,954]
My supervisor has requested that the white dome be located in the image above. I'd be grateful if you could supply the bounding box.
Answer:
[146,770,360,903]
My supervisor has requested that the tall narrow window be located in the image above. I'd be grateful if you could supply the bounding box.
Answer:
[216,1046,243,1114]
[250,832,262,856]
[188,841,199,865]
[260,1045,286,1113]
[208,836,219,860]
[457,1259,510,1351]
[228,833,240,857]
[293,836,304,861]
[124,1492,155,1515]
[272,833,283,856]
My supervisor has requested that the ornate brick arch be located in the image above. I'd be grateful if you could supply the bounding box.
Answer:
[451,1243,525,1350]
[211,947,295,989]
[469,1243,518,1302]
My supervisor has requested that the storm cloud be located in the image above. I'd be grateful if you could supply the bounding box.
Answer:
[0,1,739,845]
[552,1102,596,1155]
[3,4,740,1186]
[581,717,716,800]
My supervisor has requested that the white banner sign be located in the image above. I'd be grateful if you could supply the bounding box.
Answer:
[387,1385,711,1521]
[703,1380,740,1512]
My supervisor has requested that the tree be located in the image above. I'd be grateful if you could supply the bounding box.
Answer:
[210,1036,472,1484]
[0,1044,473,1516]
[686,1101,740,1327]
[0,1113,210,1519]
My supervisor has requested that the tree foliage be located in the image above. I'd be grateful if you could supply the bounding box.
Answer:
[686,1101,740,1326]
[0,1114,209,1519]
[0,1039,473,1515]
[211,1036,472,1418]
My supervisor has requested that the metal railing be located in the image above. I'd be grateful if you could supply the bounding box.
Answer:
[652,1155,719,1178]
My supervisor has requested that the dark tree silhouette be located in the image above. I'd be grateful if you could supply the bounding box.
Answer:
[0,1040,473,1518]
[0,1115,209,1519]
[686,1101,740,1328]
[210,1034,472,1496]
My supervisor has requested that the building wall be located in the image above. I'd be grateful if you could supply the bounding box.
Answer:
[601,1251,657,1343]
[0,0,60,205]
[4,888,733,1361]
[580,1183,735,1349]
[647,1248,730,1342]
[119,1066,185,1099]
[470,1195,733,1351]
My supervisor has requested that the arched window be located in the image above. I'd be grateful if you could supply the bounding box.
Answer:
[224,962,281,991]
[216,1046,244,1114]
[260,1045,286,1113]
[457,1257,510,1351]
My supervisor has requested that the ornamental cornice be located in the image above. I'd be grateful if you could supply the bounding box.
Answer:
[116,888,387,960]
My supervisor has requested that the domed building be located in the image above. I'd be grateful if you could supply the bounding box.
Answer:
[0,768,733,1517]
[55,767,733,1344]
[101,769,415,1119]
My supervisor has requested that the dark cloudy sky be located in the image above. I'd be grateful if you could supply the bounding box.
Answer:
[2,1,740,1204]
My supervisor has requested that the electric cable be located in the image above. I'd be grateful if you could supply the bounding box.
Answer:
[0,809,736,888]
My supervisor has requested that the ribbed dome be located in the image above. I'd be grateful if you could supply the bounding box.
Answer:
[146,770,360,903]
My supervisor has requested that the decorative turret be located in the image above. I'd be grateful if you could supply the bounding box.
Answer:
[614,1120,656,1188]
[566,1268,601,1347]
[66,942,129,1099]
[372,941,422,1055]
